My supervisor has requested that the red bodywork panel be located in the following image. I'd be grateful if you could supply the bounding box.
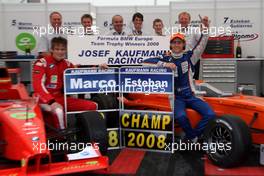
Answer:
[0,68,29,100]
[0,68,108,175]
[0,100,47,160]
[0,155,108,176]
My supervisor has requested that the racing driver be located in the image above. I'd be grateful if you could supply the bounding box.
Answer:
[33,37,107,130]
[144,21,215,142]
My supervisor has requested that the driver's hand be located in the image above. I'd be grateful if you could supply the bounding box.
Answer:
[164,63,176,70]
[99,63,109,69]
[117,96,129,103]
[50,102,63,112]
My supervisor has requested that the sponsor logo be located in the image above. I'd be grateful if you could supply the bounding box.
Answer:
[80,151,90,156]
[233,32,258,42]
[49,64,55,69]
[219,32,259,42]
[15,32,36,52]
[86,161,99,165]
[32,136,39,142]
[21,158,26,167]
[50,75,58,84]
[62,161,99,171]
[27,131,38,135]
[10,112,36,119]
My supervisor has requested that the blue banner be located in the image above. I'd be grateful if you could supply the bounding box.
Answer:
[120,67,173,94]
[64,68,119,93]
[64,67,173,94]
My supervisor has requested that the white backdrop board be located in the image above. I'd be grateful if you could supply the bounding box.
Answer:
[215,0,262,58]
[170,0,262,58]
[0,4,4,51]
[170,1,216,30]
[0,1,263,58]
[46,3,92,30]
[96,6,135,35]
[260,1,264,94]
[90,4,97,25]
[262,0,264,57]
[68,35,170,65]
[136,6,170,36]
[2,3,46,54]
[0,3,95,54]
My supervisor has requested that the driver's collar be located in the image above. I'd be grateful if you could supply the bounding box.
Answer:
[171,51,183,59]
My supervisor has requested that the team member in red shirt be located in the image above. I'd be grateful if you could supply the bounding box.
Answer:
[33,37,104,129]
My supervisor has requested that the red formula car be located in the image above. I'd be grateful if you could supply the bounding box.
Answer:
[0,68,108,175]
[120,81,264,168]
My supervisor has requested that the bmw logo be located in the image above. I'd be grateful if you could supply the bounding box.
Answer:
[32,136,39,142]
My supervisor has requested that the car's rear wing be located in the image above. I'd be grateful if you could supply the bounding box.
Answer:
[196,82,233,97]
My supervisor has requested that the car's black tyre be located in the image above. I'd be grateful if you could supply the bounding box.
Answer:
[76,111,107,155]
[91,95,108,110]
[91,94,119,128]
[203,115,252,168]
[91,94,118,110]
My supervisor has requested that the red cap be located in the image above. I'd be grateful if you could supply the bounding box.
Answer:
[170,33,185,42]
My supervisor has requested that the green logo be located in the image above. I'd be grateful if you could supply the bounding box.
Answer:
[10,112,36,119]
[15,32,36,52]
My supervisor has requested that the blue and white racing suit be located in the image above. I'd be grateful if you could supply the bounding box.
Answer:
[144,34,215,140]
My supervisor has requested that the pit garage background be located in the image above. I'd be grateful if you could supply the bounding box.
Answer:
[0,0,263,56]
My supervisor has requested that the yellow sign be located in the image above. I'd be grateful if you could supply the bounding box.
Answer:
[121,112,171,130]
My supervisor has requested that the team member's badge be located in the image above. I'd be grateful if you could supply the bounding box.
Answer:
[49,64,55,69]
[50,75,58,83]
[181,61,188,74]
